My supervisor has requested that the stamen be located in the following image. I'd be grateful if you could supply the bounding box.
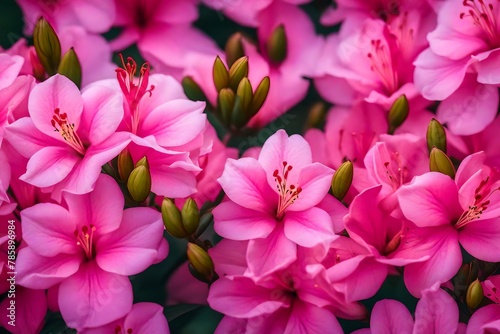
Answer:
[383,151,409,191]
[116,54,155,134]
[367,39,399,94]
[460,0,500,47]
[274,162,302,219]
[51,108,86,155]
[74,224,96,260]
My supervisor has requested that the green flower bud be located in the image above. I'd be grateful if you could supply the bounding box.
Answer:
[57,48,82,88]
[304,102,327,131]
[225,32,245,68]
[236,77,253,114]
[213,56,229,93]
[181,198,200,236]
[117,149,134,182]
[266,24,287,64]
[228,56,249,92]
[331,160,354,201]
[135,156,149,169]
[429,147,455,179]
[182,76,207,102]
[388,94,409,134]
[247,76,270,118]
[218,88,235,126]
[161,198,186,238]
[466,279,483,309]
[187,243,215,283]
[231,95,247,129]
[127,165,151,202]
[33,17,61,76]
[427,118,447,153]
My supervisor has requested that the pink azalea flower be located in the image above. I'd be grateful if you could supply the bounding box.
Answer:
[353,285,459,334]
[316,8,434,109]
[0,54,24,91]
[397,152,500,295]
[5,74,130,197]
[80,302,170,334]
[414,0,500,135]
[213,130,337,278]
[201,0,312,27]
[0,287,47,334]
[17,0,115,34]
[16,175,167,329]
[466,304,500,334]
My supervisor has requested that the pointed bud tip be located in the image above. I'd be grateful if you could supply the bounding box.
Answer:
[429,147,455,179]
[331,161,353,201]
[127,165,151,202]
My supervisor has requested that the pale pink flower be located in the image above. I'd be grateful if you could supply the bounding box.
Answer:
[397,152,500,295]
[16,175,167,329]
[5,74,130,197]
[17,0,115,34]
[80,302,170,334]
[0,54,24,91]
[414,0,500,135]
[213,130,336,278]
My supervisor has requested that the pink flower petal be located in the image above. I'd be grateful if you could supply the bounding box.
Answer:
[0,287,46,334]
[284,301,343,334]
[58,262,132,329]
[213,201,276,240]
[414,287,459,334]
[123,303,170,333]
[459,218,500,262]
[284,207,335,247]
[370,299,413,334]
[17,248,81,289]
[287,163,334,212]
[96,207,164,276]
[466,304,500,334]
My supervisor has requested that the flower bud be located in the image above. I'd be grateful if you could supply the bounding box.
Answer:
[57,47,82,88]
[187,242,215,283]
[182,76,207,102]
[218,88,235,126]
[225,32,245,68]
[213,56,229,93]
[236,77,253,112]
[127,165,151,202]
[33,17,61,76]
[266,24,287,64]
[331,161,353,201]
[429,147,455,179]
[161,198,186,238]
[181,198,200,236]
[304,102,327,131]
[247,76,270,118]
[231,95,247,129]
[466,279,483,309]
[117,149,134,181]
[228,56,248,92]
[427,118,447,153]
[29,47,45,81]
[135,156,149,169]
[388,94,409,134]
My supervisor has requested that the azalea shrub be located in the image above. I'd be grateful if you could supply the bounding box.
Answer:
[1,0,500,333]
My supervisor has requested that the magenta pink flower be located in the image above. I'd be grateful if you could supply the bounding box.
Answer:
[466,304,500,333]
[483,274,500,304]
[353,285,459,334]
[0,54,23,91]
[0,287,47,334]
[17,0,115,34]
[397,152,500,295]
[213,130,336,278]
[80,302,170,334]
[5,74,130,197]
[16,175,167,329]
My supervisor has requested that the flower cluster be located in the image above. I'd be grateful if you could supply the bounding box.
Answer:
[0,0,500,332]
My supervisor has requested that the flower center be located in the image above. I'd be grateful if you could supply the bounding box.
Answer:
[367,39,399,94]
[390,11,415,57]
[383,151,409,191]
[460,0,500,47]
[116,55,155,134]
[74,224,96,260]
[338,129,377,164]
[455,176,500,229]
[273,161,302,219]
[115,326,133,334]
[51,107,86,155]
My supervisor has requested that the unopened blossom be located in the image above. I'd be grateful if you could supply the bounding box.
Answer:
[5,74,130,197]
[213,130,337,278]
[16,175,167,329]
